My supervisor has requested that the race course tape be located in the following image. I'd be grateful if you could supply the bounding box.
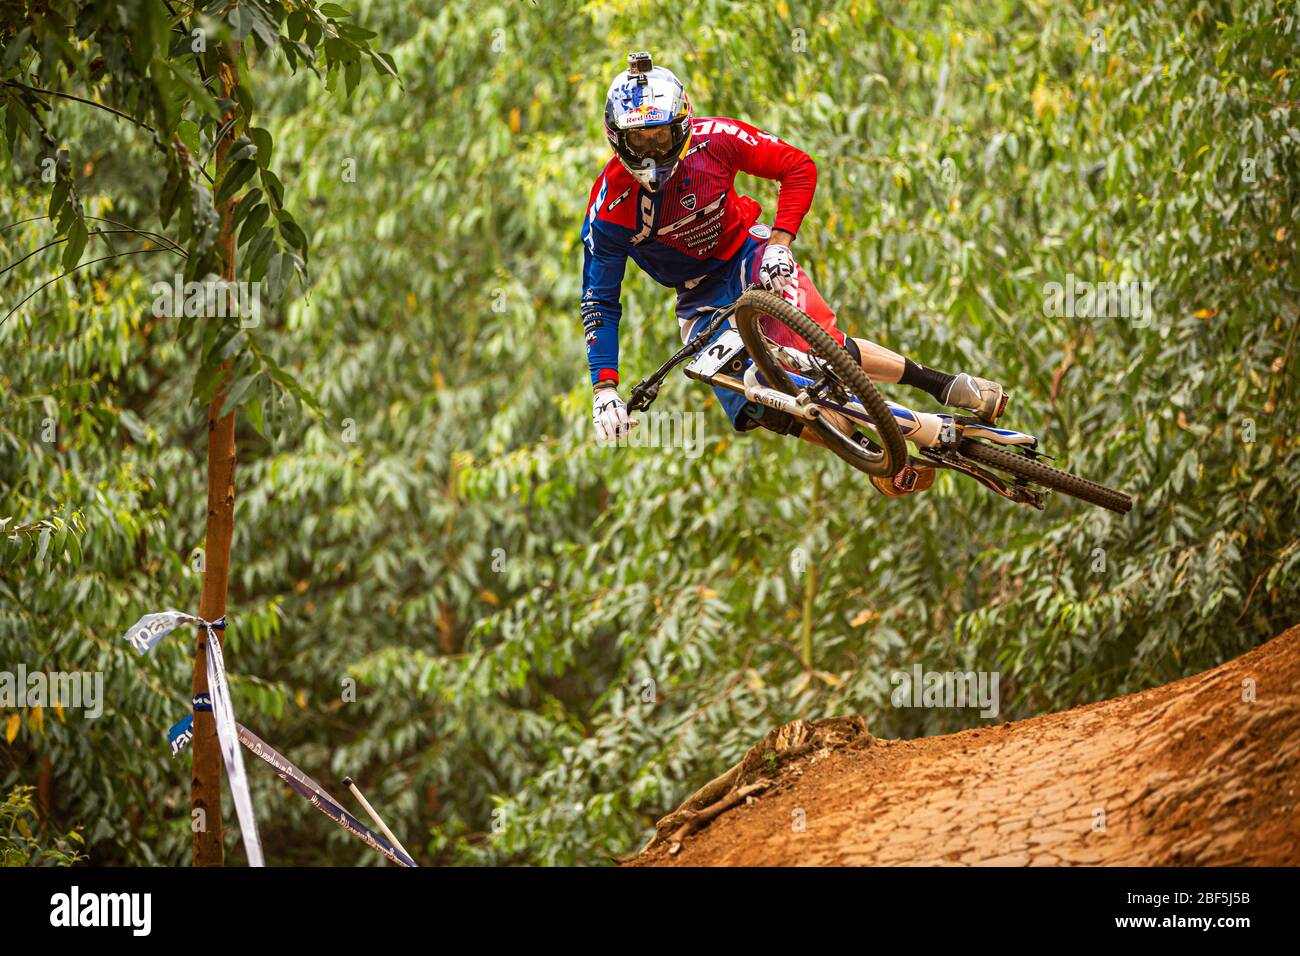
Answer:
[168,713,416,867]
[123,609,264,866]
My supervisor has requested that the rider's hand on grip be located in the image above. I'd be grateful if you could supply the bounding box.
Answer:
[592,386,636,443]
[758,243,796,294]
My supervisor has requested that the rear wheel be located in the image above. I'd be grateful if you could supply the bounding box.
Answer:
[734,288,906,478]
[958,440,1133,514]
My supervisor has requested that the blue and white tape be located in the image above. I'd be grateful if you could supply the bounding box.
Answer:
[168,715,194,756]
[122,610,263,867]
[164,712,415,866]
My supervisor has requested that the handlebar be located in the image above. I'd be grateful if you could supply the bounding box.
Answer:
[625,304,736,413]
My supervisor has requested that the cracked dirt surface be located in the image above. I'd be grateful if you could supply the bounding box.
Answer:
[635,625,1300,866]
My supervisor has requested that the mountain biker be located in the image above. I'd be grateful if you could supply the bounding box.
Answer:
[582,53,1008,496]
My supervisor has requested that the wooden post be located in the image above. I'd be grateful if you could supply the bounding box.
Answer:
[191,48,241,867]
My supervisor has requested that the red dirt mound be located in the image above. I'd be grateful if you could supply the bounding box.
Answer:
[634,625,1300,866]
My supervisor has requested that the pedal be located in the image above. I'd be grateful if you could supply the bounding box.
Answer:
[871,464,931,497]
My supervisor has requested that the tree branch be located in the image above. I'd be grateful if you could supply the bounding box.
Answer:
[2,247,178,327]
[2,80,155,133]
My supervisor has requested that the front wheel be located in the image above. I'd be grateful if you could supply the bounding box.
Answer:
[733,288,907,478]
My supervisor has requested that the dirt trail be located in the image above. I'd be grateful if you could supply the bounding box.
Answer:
[635,625,1300,866]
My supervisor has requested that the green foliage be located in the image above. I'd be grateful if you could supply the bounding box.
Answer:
[1,0,396,426]
[1,785,86,866]
[1,0,1297,867]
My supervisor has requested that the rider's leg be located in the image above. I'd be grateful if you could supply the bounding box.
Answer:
[846,337,904,383]
[769,266,1008,423]
[845,335,1008,423]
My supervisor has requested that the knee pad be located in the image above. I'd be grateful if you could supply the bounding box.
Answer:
[842,336,861,365]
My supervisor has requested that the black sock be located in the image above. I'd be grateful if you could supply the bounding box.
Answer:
[899,359,955,403]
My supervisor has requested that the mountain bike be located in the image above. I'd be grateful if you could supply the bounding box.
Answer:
[627,287,1133,514]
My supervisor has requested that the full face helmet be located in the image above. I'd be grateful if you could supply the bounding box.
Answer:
[603,52,693,192]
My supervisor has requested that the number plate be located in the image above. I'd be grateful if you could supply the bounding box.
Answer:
[685,329,746,379]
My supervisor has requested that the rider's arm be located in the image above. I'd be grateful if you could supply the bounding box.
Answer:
[580,197,630,389]
[716,117,817,241]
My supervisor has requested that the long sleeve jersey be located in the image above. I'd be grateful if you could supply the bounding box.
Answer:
[579,117,817,386]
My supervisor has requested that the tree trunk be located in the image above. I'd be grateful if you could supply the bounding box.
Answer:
[191,49,241,868]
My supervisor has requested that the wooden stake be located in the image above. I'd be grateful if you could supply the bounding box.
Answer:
[191,49,241,867]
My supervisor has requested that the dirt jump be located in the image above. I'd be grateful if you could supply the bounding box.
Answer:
[634,624,1300,867]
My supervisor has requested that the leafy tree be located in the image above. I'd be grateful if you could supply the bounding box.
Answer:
[0,785,86,866]
[1,0,392,863]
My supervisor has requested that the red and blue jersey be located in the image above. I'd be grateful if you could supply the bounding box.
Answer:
[580,117,817,385]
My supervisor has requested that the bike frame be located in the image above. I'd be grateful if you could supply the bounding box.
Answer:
[628,301,1050,508]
